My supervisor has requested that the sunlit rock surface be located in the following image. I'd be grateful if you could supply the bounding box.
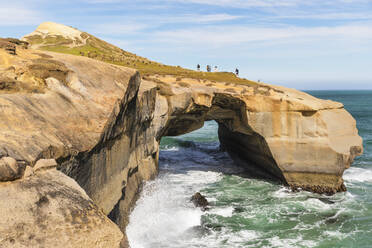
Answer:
[0,36,363,247]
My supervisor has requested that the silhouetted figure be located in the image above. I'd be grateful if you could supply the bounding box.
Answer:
[235,68,239,76]
[197,64,201,71]
[207,65,211,72]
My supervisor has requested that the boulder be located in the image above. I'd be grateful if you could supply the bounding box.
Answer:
[191,192,209,211]
[0,169,123,248]
[0,157,24,182]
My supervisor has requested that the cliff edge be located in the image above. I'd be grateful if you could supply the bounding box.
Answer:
[0,23,364,247]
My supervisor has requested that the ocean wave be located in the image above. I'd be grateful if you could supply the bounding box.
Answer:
[301,198,332,210]
[227,230,260,243]
[343,167,372,183]
[208,206,234,217]
[127,177,204,248]
[160,139,197,150]
[169,170,223,186]
[264,236,317,248]
[161,146,179,151]
[273,186,299,198]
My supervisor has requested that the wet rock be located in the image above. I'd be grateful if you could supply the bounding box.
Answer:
[191,192,209,211]
[290,183,347,195]
[233,206,245,213]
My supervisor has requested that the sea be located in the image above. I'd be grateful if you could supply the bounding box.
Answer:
[127,90,372,248]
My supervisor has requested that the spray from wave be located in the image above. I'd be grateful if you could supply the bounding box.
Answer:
[127,117,372,248]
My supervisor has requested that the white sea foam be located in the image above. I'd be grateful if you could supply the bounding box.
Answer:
[209,206,234,217]
[169,170,223,188]
[127,119,368,248]
[181,228,261,248]
[302,198,331,210]
[227,230,259,243]
[127,169,224,248]
[127,177,203,248]
[324,230,346,239]
[273,186,296,198]
[161,146,179,151]
[265,236,317,248]
[343,167,372,183]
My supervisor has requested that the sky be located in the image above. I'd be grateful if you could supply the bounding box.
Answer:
[1,0,372,90]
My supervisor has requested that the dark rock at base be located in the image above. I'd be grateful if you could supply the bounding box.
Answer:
[191,192,209,211]
[233,206,245,213]
[290,182,347,195]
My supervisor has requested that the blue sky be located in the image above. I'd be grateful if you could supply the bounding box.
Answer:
[1,0,372,90]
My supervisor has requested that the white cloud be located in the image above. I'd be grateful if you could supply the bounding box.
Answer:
[152,24,372,47]
[0,0,43,26]
[0,6,43,26]
[78,0,372,8]
[89,13,242,36]
[176,0,299,7]
[173,14,241,23]
[92,23,150,35]
[271,12,372,20]
[170,0,372,8]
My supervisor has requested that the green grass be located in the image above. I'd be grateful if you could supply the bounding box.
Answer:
[32,34,257,86]
[41,45,100,56]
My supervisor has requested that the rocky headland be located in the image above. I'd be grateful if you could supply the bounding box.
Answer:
[0,23,363,247]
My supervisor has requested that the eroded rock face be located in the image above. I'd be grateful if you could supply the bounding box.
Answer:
[0,44,144,246]
[0,166,123,248]
[0,41,363,246]
[147,74,363,194]
[0,157,24,181]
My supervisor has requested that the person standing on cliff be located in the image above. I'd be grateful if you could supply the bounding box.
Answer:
[235,68,239,76]
[214,66,218,72]
[207,65,211,72]
[197,64,201,71]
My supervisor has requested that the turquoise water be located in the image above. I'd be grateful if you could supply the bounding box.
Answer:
[127,90,372,248]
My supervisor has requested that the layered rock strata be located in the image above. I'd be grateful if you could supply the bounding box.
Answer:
[0,41,363,247]
[0,160,123,247]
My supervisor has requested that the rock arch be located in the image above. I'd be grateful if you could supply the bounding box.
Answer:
[151,74,363,195]
[0,51,363,247]
[96,73,363,234]
[161,90,286,183]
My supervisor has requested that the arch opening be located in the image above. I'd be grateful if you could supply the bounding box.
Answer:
[127,120,283,247]
[159,92,286,183]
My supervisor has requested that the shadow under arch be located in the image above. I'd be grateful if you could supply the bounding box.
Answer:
[159,92,286,184]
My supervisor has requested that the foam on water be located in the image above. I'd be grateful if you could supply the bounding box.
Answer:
[265,236,318,248]
[343,167,372,183]
[208,206,234,217]
[127,89,372,248]
[127,174,206,248]
[161,146,179,151]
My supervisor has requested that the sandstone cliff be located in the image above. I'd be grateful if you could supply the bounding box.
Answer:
[0,25,363,247]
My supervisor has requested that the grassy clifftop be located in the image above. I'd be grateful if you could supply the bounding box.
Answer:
[23,22,257,86]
